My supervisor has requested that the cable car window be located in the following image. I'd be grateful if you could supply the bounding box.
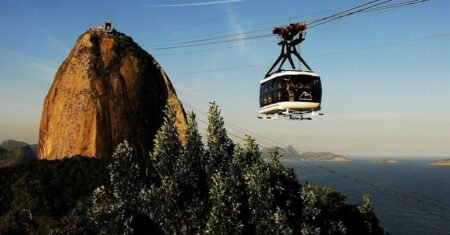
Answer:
[272,80,278,102]
[286,79,296,102]
[259,84,264,106]
[266,80,272,104]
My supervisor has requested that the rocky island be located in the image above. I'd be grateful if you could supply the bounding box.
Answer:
[374,158,398,164]
[430,159,450,166]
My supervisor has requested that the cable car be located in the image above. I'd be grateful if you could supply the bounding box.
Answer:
[258,23,323,120]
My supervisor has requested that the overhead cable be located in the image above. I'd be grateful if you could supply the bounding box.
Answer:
[168,33,450,74]
[150,0,430,50]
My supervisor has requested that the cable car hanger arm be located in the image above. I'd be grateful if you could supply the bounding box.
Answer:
[265,22,311,77]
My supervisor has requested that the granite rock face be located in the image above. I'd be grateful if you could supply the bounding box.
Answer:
[39,28,186,160]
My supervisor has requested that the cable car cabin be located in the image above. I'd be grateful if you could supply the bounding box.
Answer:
[259,70,322,115]
[258,22,323,119]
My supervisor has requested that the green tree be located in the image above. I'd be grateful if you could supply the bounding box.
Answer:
[359,194,374,214]
[142,102,184,234]
[358,194,381,234]
[90,141,156,234]
[313,185,347,210]
[267,147,303,232]
[206,102,234,173]
[204,103,246,234]
[151,103,183,176]
[300,183,322,235]
[177,112,208,233]
[235,136,292,234]
[205,170,245,234]
[0,101,390,235]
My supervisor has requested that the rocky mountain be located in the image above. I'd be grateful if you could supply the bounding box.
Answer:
[0,145,37,167]
[39,26,187,160]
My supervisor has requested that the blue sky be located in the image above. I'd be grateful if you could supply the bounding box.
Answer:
[1,0,449,157]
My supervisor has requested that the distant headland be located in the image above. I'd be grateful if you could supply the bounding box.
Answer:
[261,145,351,162]
[299,152,351,162]
[430,159,450,166]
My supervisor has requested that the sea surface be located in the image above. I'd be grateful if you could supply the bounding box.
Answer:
[284,159,450,235]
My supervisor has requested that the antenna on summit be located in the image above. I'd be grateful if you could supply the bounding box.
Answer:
[102,20,115,33]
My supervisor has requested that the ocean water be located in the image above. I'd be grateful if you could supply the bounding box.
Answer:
[284,159,450,235]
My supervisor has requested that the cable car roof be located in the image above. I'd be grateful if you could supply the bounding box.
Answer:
[261,70,319,84]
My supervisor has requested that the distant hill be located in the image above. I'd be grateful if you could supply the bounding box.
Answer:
[261,146,351,162]
[283,145,301,157]
[0,139,29,150]
[261,145,301,159]
[0,145,37,167]
[0,139,38,167]
[430,159,450,166]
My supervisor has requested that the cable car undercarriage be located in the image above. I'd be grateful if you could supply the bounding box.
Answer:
[258,109,323,120]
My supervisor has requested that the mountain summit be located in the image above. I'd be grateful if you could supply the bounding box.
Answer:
[39,24,187,160]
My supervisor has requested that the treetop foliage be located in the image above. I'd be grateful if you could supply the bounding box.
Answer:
[0,102,388,235]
